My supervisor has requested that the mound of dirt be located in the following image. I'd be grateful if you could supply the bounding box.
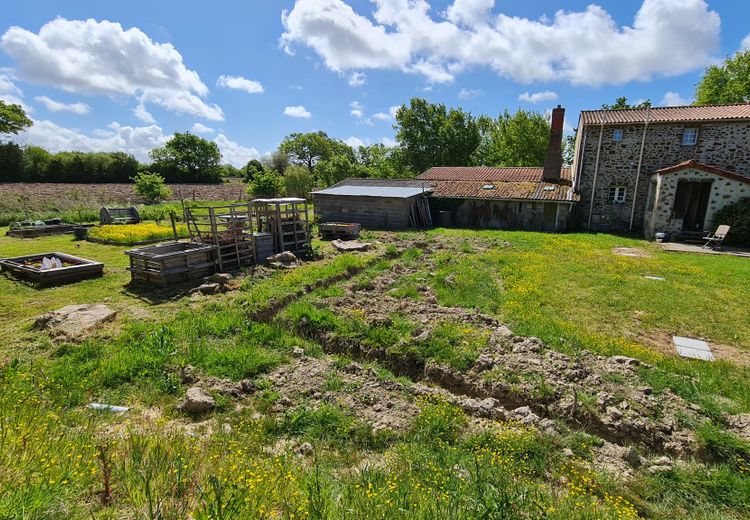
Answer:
[309,260,750,457]
[33,303,117,341]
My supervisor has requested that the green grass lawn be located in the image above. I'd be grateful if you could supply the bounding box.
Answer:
[427,229,750,352]
[2,227,750,519]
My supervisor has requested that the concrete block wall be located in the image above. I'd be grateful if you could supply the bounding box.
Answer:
[313,194,412,228]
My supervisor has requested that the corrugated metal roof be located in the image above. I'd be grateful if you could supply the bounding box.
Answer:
[431,180,579,202]
[329,177,435,189]
[579,104,750,125]
[312,186,431,198]
[651,160,750,184]
[418,166,573,182]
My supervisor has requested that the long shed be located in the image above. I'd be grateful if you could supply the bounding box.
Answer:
[312,180,433,229]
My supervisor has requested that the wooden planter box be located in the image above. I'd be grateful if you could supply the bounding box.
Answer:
[125,241,216,287]
[0,252,104,287]
[6,224,81,238]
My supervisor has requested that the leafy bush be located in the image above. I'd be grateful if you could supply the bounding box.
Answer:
[248,169,283,198]
[88,222,188,245]
[712,199,750,246]
[133,172,172,204]
[283,165,313,198]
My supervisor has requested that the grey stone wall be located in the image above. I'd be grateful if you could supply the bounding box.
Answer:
[643,168,750,238]
[575,120,750,232]
[451,199,571,231]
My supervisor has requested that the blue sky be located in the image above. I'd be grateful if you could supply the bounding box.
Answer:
[1,0,748,166]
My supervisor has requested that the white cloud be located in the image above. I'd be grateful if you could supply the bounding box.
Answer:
[742,33,750,50]
[2,17,222,119]
[445,0,495,27]
[350,100,364,118]
[348,72,367,86]
[281,0,720,86]
[34,95,90,114]
[214,134,260,167]
[0,72,29,110]
[660,91,690,106]
[216,74,264,94]
[191,122,215,134]
[380,136,397,147]
[458,87,481,99]
[139,88,223,121]
[284,105,312,118]
[344,136,365,148]
[12,119,169,162]
[133,103,156,123]
[518,90,559,104]
[373,105,400,121]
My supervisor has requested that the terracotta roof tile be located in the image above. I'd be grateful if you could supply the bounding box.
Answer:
[417,166,573,182]
[579,104,750,125]
[651,160,750,184]
[430,180,578,202]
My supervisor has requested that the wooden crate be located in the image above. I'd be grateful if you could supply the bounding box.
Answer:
[125,242,216,286]
[319,222,361,240]
[0,252,103,287]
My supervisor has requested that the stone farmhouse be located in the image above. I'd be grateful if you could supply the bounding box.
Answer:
[571,104,750,239]
[313,103,750,238]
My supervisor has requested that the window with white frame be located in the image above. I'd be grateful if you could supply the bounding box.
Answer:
[612,129,623,141]
[609,186,626,204]
[682,128,698,146]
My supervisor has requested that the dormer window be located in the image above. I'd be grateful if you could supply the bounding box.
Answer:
[482,184,495,190]
[612,129,623,141]
[682,128,698,146]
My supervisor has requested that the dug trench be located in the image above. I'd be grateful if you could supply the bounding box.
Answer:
[257,240,750,468]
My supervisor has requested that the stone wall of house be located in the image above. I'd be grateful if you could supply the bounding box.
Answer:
[574,120,750,232]
[643,168,750,238]
[450,199,571,231]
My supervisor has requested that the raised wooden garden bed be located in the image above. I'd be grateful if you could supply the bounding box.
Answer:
[0,252,104,287]
[125,241,216,286]
[6,223,80,238]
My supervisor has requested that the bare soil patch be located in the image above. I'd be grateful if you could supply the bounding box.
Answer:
[612,246,652,258]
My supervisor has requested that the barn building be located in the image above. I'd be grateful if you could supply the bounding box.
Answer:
[311,179,433,229]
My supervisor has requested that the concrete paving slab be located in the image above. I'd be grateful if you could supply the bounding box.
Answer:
[673,336,715,361]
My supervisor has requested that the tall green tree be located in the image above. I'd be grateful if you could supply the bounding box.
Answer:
[283,165,314,197]
[0,100,32,135]
[279,131,353,173]
[243,159,265,182]
[149,132,222,183]
[695,50,750,105]
[0,142,24,181]
[315,154,365,187]
[471,110,550,167]
[262,151,289,175]
[22,146,51,181]
[394,98,479,173]
[356,144,412,179]
[600,97,652,110]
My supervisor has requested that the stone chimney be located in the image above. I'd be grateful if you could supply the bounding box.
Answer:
[543,105,565,182]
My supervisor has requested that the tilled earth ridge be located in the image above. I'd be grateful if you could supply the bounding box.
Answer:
[311,258,750,459]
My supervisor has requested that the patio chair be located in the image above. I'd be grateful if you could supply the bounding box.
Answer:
[702,225,730,250]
